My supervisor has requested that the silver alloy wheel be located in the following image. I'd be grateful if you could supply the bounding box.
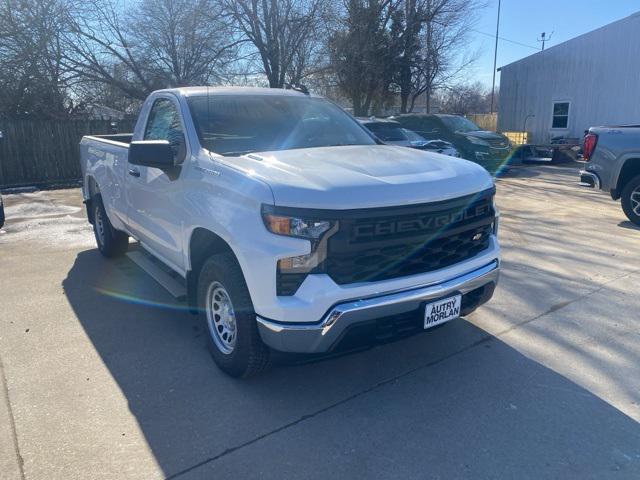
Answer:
[95,205,105,246]
[631,186,640,216]
[205,282,237,354]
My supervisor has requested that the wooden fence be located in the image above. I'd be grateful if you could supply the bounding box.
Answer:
[0,119,135,188]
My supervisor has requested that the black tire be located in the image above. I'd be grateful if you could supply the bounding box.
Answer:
[92,195,129,258]
[0,199,4,229]
[197,253,270,378]
[621,174,640,226]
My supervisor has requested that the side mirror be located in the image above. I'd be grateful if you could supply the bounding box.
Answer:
[128,140,175,169]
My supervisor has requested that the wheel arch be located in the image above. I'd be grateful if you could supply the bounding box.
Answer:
[614,157,640,200]
[85,176,100,224]
[186,227,245,313]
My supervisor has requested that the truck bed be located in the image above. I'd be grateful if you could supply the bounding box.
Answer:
[84,133,134,145]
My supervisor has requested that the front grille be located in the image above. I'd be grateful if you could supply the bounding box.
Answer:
[274,188,495,295]
[324,189,495,285]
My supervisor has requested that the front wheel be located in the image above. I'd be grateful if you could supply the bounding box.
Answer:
[621,174,640,226]
[197,253,270,378]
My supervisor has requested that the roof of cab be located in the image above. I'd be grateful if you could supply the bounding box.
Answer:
[392,113,460,119]
[356,117,401,125]
[155,86,319,98]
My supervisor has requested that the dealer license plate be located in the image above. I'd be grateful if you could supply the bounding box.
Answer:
[424,294,462,329]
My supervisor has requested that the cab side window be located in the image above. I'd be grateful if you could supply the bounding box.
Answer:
[421,117,441,135]
[144,98,187,163]
[406,117,440,139]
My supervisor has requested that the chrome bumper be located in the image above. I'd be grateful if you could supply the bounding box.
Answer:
[257,260,500,353]
[579,170,600,189]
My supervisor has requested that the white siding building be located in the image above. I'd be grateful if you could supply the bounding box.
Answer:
[497,12,640,144]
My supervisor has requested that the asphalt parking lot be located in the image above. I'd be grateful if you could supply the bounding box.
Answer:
[1,162,639,480]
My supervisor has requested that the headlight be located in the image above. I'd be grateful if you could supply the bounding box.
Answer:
[262,206,338,295]
[262,211,333,240]
[466,136,490,146]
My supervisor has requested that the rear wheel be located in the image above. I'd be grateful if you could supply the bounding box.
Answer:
[197,253,270,378]
[92,195,129,257]
[621,174,640,226]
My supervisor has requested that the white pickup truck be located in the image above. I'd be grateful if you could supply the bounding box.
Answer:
[80,87,500,377]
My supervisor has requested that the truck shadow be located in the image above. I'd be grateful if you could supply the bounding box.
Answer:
[618,220,640,231]
[62,249,640,479]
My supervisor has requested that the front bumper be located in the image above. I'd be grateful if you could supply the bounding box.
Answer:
[474,147,511,161]
[257,259,499,353]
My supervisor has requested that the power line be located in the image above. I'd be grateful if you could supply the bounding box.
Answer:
[489,0,500,113]
[472,29,541,51]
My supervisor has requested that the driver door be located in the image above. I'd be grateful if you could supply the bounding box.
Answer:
[125,96,188,272]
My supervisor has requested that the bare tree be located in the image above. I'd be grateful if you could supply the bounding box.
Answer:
[329,0,400,116]
[62,0,154,101]
[437,81,494,114]
[224,0,328,88]
[0,0,72,118]
[129,0,240,86]
[392,0,426,113]
[409,0,482,112]
[63,0,240,103]
[0,0,483,119]
[327,0,480,115]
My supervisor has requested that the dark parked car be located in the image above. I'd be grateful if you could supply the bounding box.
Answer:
[402,129,460,157]
[358,118,460,157]
[392,114,512,168]
[357,118,414,148]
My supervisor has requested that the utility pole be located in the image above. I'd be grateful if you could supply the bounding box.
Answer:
[537,31,553,50]
[490,0,501,114]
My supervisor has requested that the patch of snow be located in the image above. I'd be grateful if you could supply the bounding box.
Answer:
[0,190,94,249]
[0,214,94,249]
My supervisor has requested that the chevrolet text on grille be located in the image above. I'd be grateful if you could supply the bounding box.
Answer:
[352,204,491,239]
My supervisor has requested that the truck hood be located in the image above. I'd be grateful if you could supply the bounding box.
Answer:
[463,130,504,140]
[461,130,510,146]
[223,145,493,209]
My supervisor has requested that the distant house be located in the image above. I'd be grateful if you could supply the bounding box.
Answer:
[498,12,640,144]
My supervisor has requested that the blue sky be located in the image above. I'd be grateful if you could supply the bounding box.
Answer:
[469,0,640,88]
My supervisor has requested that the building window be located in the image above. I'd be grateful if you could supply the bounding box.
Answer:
[552,102,570,129]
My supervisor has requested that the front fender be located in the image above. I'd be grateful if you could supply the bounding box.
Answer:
[180,157,308,309]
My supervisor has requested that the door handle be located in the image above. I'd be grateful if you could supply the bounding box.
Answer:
[128,168,140,178]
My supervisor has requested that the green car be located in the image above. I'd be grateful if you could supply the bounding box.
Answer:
[392,114,513,172]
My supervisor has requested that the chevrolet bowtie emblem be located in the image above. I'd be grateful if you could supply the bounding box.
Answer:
[472,233,483,241]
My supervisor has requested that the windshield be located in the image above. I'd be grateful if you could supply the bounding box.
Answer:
[439,116,481,133]
[401,128,427,142]
[364,122,408,141]
[187,95,375,156]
